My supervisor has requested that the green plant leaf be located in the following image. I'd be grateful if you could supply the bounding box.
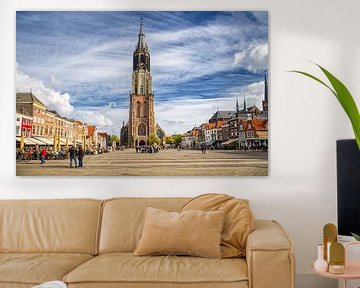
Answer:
[316,65,360,145]
[290,64,360,150]
[351,232,360,241]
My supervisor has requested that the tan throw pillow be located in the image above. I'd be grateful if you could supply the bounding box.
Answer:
[134,207,225,258]
[181,193,254,258]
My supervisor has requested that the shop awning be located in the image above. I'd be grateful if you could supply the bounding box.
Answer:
[255,131,268,139]
[246,137,268,140]
[33,137,53,145]
[29,137,48,145]
[221,138,238,145]
[16,137,39,145]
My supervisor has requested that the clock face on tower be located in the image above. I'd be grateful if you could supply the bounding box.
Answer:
[139,62,145,68]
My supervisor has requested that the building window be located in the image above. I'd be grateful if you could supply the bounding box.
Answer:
[142,101,147,117]
[136,101,141,117]
[140,85,144,95]
[16,126,20,135]
[138,123,146,136]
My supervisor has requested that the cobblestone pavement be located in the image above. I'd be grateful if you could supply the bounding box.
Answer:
[16,149,268,176]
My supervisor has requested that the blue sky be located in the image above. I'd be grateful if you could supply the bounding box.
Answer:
[16,11,268,134]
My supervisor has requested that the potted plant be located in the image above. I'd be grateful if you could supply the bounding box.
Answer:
[291,63,360,240]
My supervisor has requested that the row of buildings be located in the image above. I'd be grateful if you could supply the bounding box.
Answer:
[181,76,269,150]
[16,92,108,152]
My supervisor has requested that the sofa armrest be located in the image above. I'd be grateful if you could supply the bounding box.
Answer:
[246,220,295,288]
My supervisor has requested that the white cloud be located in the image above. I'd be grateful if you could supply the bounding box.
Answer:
[150,24,239,83]
[230,81,265,109]
[78,112,113,127]
[234,43,268,73]
[16,64,116,132]
[16,64,74,116]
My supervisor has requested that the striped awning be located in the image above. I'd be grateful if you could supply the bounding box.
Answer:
[16,137,37,145]
[33,137,53,145]
[221,138,238,145]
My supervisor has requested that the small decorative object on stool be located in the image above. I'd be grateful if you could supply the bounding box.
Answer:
[314,244,328,272]
[329,242,345,275]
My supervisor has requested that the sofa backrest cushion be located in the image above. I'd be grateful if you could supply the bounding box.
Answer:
[0,199,102,254]
[99,198,189,253]
[181,194,254,258]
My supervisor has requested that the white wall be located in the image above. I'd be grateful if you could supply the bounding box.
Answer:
[1,0,359,287]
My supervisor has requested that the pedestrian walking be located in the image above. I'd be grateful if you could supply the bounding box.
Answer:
[201,145,206,154]
[40,147,47,164]
[69,145,77,168]
[78,146,84,168]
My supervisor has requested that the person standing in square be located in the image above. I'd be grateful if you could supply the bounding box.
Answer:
[69,145,77,168]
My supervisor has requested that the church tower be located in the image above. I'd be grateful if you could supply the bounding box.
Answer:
[262,74,268,112]
[128,19,155,146]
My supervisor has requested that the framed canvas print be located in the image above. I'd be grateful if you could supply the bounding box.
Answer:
[16,11,269,176]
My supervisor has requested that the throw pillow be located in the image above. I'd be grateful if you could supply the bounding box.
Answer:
[134,207,225,258]
[181,193,254,258]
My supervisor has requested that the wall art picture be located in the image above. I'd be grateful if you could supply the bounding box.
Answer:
[16,11,269,176]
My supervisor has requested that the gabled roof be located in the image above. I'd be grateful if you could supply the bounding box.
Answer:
[16,107,32,117]
[16,92,46,107]
[88,126,96,136]
[192,130,199,137]
[156,123,165,132]
[206,120,224,130]
[247,104,261,113]
[209,111,235,122]
[252,119,268,131]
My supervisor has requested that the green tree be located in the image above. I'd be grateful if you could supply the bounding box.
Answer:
[165,136,175,144]
[165,136,174,145]
[110,135,119,144]
[172,134,183,146]
[149,132,160,145]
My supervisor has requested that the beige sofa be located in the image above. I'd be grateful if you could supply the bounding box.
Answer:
[0,198,295,288]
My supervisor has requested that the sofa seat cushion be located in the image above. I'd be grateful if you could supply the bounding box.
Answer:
[0,253,93,285]
[64,253,248,286]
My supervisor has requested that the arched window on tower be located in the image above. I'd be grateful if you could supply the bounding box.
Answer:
[142,101,147,117]
[138,123,146,136]
[136,101,141,117]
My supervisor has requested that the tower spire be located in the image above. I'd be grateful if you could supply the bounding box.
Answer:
[264,73,268,103]
[243,96,247,111]
[137,18,145,49]
[236,97,239,113]
[262,73,269,112]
